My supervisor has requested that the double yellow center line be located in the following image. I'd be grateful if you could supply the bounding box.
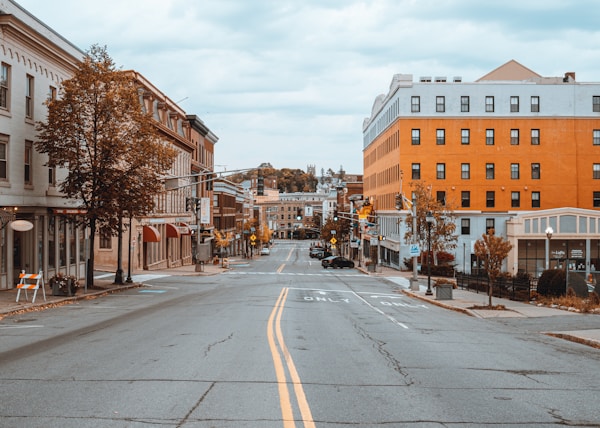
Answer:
[267,287,315,427]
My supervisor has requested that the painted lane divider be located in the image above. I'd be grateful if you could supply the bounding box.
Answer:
[267,288,315,427]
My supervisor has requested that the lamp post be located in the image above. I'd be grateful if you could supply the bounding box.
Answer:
[425,211,435,296]
[545,226,553,271]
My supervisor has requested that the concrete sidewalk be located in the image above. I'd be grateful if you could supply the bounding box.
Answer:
[0,259,225,318]
[377,269,600,349]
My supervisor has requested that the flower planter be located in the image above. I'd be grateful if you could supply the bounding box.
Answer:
[435,284,453,300]
[50,278,76,296]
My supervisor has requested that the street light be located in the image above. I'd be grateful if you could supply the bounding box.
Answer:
[425,211,435,296]
[545,226,553,270]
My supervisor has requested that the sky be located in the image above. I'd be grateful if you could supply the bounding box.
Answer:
[15,0,600,175]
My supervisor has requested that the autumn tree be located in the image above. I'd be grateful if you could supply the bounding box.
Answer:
[35,45,176,287]
[214,230,234,265]
[404,181,458,265]
[474,228,513,307]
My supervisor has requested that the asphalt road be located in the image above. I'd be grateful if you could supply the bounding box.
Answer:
[1,241,599,427]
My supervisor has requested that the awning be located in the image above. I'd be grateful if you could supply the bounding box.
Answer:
[143,225,161,242]
[166,223,181,238]
[176,222,192,235]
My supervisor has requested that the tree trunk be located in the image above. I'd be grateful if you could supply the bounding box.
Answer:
[87,217,97,288]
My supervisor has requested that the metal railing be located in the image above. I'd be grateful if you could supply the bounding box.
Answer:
[455,272,534,301]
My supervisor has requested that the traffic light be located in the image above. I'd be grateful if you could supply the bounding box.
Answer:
[395,193,403,210]
[333,210,338,221]
[185,197,193,211]
[196,198,201,212]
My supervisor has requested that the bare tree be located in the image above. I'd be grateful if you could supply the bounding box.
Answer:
[35,45,176,287]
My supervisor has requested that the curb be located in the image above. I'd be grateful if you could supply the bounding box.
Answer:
[1,283,143,318]
[401,289,479,318]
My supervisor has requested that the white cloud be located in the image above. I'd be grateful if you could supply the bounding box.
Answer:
[15,0,600,174]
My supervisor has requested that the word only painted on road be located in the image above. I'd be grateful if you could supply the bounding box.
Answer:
[303,296,351,303]
[380,300,428,309]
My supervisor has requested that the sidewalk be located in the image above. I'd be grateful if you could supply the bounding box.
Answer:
[0,259,225,319]
[1,260,599,349]
[359,265,600,349]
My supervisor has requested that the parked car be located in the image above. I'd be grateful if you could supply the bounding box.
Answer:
[260,247,270,256]
[321,256,355,269]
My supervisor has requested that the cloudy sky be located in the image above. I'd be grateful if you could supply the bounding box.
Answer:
[15,0,600,175]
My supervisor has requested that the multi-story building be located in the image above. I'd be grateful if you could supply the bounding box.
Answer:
[0,1,84,288]
[95,71,202,272]
[363,60,600,278]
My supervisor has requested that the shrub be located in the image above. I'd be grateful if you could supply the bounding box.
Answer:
[537,269,565,297]
[568,274,589,298]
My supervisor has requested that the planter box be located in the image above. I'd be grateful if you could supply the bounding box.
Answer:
[435,284,453,300]
[51,279,75,296]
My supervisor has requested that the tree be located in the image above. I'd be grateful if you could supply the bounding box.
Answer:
[35,45,176,287]
[404,181,457,264]
[473,229,513,307]
[214,229,234,266]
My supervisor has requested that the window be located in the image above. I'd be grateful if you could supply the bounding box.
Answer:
[436,96,445,112]
[510,129,519,145]
[531,96,540,112]
[48,166,56,186]
[0,63,9,109]
[461,129,470,145]
[485,96,494,112]
[486,163,495,179]
[532,191,540,208]
[594,164,600,179]
[49,85,57,101]
[511,191,520,208]
[461,191,470,208]
[593,96,600,112]
[511,163,520,179]
[25,74,34,119]
[486,129,494,145]
[531,163,540,179]
[486,191,495,208]
[411,96,420,113]
[412,163,421,179]
[531,129,540,145]
[461,163,470,179]
[510,96,519,112]
[461,218,470,235]
[0,135,7,180]
[594,192,600,208]
[461,96,470,112]
[411,129,420,145]
[99,231,112,249]
[24,141,32,185]
[436,163,446,179]
[594,130,600,146]
[436,191,446,206]
[436,129,445,145]
[486,218,495,233]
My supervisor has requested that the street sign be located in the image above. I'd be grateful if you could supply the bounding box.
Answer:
[409,244,420,257]
[330,237,337,245]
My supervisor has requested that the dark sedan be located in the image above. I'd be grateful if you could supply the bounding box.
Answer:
[321,256,355,269]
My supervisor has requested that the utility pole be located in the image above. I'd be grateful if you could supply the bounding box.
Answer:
[410,198,420,291]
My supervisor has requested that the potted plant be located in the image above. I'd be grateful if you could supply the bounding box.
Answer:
[434,278,455,300]
[49,272,79,296]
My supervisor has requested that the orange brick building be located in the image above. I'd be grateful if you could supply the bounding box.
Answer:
[363,61,600,280]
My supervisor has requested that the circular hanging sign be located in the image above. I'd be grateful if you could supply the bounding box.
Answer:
[10,220,34,231]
